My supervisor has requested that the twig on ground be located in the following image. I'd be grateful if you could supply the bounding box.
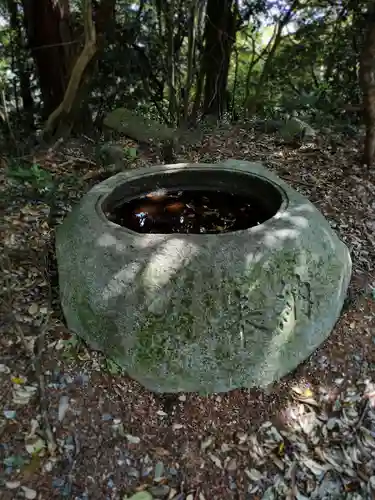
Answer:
[35,350,57,455]
[0,298,35,358]
[66,431,81,497]
[287,461,297,499]
[56,159,75,169]
[47,137,65,156]
[279,175,315,188]
[1,250,58,455]
[82,134,95,143]
[64,154,97,166]
[0,254,34,357]
[33,250,58,455]
[356,399,370,430]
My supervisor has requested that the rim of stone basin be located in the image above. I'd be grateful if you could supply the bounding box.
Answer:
[95,163,289,238]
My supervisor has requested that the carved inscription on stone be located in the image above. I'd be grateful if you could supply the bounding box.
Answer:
[281,274,313,327]
[239,274,313,341]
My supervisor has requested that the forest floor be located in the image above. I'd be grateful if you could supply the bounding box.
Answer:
[0,124,375,500]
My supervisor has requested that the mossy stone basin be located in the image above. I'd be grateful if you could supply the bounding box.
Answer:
[56,160,352,393]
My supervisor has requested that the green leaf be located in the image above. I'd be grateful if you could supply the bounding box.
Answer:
[103,357,123,375]
[125,147,138,159]
[3,455,27,468]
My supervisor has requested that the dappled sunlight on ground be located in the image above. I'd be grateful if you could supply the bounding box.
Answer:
[0,127,374,499]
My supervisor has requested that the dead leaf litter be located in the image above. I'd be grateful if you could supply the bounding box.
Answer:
[0,127,375,499]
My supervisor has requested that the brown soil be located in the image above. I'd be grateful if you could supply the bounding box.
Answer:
[0,126,374,500]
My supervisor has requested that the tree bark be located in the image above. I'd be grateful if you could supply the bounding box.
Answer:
[360,1,375,168]
[22,0,74,118]
[93,0,116,41]
[164,0,178,124]
[190,0,206,124]
[183,0,197,122]
[201,0,237,118]
[8,0,34,121]
[43,0,97,139]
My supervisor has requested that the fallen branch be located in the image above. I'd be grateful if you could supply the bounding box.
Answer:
[64,154,97,166]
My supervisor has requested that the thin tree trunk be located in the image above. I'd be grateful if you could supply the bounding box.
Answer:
[41,0,116,139]
[94,0,116,42]
[22,0,74,118]
[202,0,237,118]
[248,0,299,115]
[243,36,258,107]
[8,0,34,124]
[231,43,239,119]
[190,0,206,124]
[43,0,97,139]
[183,0,197,122]
[164,0,178,124]
[360,1,375,168]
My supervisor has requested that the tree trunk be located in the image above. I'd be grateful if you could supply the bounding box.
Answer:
[164,0,178,124]
[8,0,34,124]
[94,0,116,41]
[190,0,206,124]
[360,2,375,168]
[41,0,115,140]
[21,0,74,118]
[43,0,97,140]
[183,0,197,123]
[201,0,237,118]
[247,0,299,115]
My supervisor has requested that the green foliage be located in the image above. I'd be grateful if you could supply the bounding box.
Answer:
[61,333,124,374]
[6,161,54,194]
[125,146,138,159]
[101,357,124,375]
[95,142,138,170]
[226,0,365,124]
[0,0,366,143]
[3,455,27,468]
[61,334,85,360]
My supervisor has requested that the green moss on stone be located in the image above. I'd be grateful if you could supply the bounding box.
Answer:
[56,160,352,393]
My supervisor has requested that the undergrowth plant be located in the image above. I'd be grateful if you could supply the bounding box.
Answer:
[62,334,124,375]
[6,161,54,195]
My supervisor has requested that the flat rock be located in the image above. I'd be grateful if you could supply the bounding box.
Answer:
[103,108,175,144]
[103,108,203,149]
[280,117,316,142]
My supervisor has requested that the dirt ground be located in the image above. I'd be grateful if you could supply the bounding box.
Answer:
[0,125,374,500]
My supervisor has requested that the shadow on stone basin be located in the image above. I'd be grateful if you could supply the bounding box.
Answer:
[55,160,352,394]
